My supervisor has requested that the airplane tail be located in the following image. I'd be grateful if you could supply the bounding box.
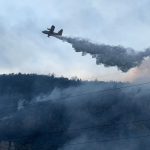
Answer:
[58,29,63,36]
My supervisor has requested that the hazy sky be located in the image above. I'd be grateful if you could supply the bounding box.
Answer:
[0,0,150,81]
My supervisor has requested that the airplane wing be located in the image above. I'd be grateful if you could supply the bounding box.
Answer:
[47,25,55,33]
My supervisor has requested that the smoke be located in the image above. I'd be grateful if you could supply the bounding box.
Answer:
[0,77,150,150]
[126,58,150,82]
[56,36,150,72]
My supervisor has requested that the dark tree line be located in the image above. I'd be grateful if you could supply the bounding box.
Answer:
[0,73,81,100]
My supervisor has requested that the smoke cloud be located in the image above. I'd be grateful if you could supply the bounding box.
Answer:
[128,58,150,82]
[56,36,150,72]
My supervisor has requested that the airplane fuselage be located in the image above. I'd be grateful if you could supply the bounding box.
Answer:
[42,30,61,37]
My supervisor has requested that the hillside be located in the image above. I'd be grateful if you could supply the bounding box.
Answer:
[0,74,149,150]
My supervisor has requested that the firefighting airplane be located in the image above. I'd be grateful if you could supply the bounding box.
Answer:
[42,25,63,37]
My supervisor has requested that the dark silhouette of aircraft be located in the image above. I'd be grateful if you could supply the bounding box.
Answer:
[42,25,63,37]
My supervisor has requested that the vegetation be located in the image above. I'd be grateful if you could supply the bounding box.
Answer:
[0,73,81,100]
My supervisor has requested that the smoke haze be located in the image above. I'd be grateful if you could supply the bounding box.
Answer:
[0,74,150,149]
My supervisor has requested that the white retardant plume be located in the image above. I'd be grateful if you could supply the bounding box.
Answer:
[56,36,150,72]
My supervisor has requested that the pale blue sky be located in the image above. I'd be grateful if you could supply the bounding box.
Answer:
[0,0,150,81]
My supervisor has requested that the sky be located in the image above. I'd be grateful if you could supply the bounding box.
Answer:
[0,0,150,81]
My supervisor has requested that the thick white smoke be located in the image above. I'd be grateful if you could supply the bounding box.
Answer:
[56,36,150,72]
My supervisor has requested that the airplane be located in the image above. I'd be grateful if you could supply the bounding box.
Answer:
[42,25,63,37]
